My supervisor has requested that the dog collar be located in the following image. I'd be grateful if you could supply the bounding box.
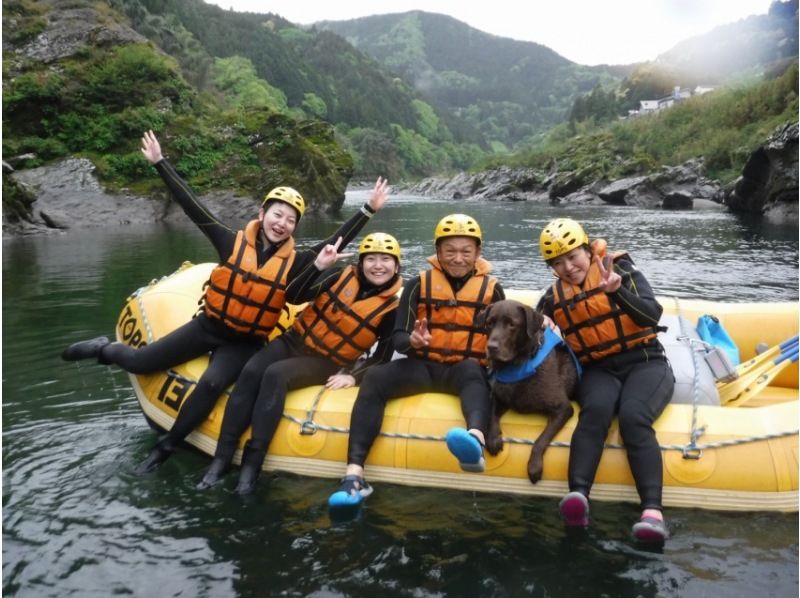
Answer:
[494,328,582,383]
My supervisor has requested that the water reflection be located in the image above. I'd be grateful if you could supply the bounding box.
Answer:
[2,195,798,596]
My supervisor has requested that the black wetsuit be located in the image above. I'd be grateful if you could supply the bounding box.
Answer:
[100,158,378,446]
[345,269,505,468]
[537,255,675,510]
[213,264,401,464]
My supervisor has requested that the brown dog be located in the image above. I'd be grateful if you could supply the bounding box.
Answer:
[479,299,578,483]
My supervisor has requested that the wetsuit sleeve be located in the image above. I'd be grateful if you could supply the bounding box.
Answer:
[535,287,556,319]
[153,159,236,259]
[347,313,396,383]
[286,202,377,286]
[608,256,663,327]
[392,277,421,355]
[285,265,343,304]
[491,281,506,302]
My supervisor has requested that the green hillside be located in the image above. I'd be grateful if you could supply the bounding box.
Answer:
[2,0,353,212]
[112,0,489,180]
[489,62,799,185]
[316,11,626,152]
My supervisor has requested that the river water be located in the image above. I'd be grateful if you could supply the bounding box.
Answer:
[3,192,798,596]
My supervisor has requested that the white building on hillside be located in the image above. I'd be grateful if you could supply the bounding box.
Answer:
[638,86,698,114]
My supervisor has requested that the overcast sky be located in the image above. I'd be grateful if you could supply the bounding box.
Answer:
[205,0,774,65]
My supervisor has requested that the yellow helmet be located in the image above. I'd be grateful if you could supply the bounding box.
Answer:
[434,214,482,245]
[358,232,401,262]
[539,218,589,260]
[262,186,305,217]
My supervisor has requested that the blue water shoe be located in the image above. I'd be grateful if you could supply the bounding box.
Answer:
[328,475,373,509]
[445,428,485,473]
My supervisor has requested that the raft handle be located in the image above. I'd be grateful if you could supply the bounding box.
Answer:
[299,420,318,435]
[681,445,703,460]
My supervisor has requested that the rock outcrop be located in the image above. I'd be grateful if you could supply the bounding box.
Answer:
[597,159,723,209]
[725,122,799,223]
[5,6,147,68]
[401,158,725,210]
[4,158,259,235]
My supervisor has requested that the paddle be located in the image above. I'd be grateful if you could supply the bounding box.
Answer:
[717,336,798,404]
[734,335,798,376]
[723,345,800,407]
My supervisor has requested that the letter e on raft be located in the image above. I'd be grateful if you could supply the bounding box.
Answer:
[157,375,192,411]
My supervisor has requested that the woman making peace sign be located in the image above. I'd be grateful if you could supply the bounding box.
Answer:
[536,218,674,545]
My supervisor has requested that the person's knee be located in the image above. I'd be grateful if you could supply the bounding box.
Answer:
[617,403,654,441]
[358,368,388,400]
[577,395,614,425]
[454,359,484,378]
[195,374,230,397]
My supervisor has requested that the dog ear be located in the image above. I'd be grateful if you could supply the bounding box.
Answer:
[523,304,544,341]
[475,303,493,328]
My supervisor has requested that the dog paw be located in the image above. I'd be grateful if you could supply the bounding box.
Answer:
[527,456,544,484]
[527,467,543,484]
[486,437,503,456]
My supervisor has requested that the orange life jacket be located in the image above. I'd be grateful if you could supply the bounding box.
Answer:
[203,219,296,339]
[416,255,496,365]
[292,265,402,366]
[551,240,658,364]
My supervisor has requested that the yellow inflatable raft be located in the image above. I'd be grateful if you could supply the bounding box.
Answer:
[117,263,799,512]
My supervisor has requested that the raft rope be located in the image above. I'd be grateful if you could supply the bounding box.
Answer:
[674,297,707,459]
[280,410,798,452]
[155,355,797,452]
[133,276,797,453]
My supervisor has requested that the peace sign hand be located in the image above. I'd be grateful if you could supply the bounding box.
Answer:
[314,236,354,270]
[409,318,432,349]
[595,254,622,293]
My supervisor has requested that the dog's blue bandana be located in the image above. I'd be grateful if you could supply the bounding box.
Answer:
[494,327,582,384]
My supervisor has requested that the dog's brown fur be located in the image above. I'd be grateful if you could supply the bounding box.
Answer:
[478,299,578,483]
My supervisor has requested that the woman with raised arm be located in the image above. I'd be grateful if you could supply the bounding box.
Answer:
[62,130,389,473]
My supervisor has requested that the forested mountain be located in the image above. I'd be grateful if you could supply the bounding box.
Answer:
[315,12,626,152]
[109,0,490,180]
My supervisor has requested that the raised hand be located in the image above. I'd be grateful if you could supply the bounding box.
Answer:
[325,373,357,390]
[596,254,621,293]
[409,318,432,349]
[140,130,163,164]
[314,236,354,270]
[367,176,390,212]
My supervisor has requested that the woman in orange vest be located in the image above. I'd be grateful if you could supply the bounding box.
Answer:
[536,218,674,544]
[197,233,404,495]
[61,130,390,473]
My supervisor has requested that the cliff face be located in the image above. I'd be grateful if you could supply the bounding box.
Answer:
[725,122,799,222]
[2,0,352,235]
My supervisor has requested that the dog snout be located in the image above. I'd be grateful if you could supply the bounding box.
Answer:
[486,335,500,356]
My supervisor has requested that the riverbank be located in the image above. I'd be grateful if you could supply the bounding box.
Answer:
[4,122,796,237]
